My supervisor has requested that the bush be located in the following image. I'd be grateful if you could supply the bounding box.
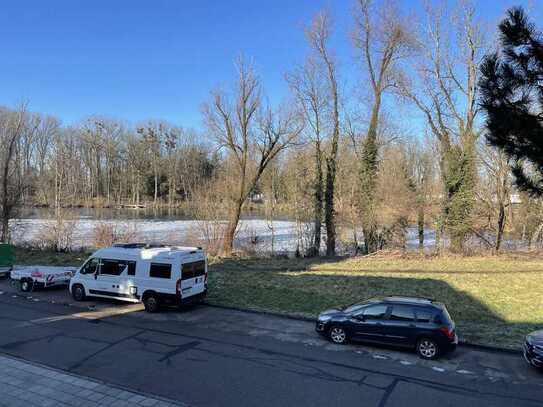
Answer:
[91,222,139,248]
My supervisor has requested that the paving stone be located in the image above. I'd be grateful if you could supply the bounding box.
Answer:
[0,355,187,407]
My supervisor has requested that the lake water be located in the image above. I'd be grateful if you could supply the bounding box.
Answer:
[11,207,522,254]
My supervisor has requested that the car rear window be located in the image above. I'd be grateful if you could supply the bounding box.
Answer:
[415,309,434,323]
[149,263,172,279]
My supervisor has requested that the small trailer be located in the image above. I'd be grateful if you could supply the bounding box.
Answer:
[11,266,77,292]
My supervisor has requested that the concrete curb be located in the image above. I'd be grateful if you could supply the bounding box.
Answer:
[204,301,523,355]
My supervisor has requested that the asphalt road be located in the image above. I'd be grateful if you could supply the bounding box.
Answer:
[0,283,541,407]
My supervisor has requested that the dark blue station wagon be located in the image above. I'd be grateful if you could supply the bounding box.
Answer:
[315,296,458,359]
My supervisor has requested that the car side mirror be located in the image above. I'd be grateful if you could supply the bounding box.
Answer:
[94,271,98,280]
[353,314,365,321]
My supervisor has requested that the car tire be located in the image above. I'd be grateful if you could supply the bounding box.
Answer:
[143,293,160,313]
[72,284,86,301]
[20,278,33,292]
[329,326,348,344]
[416,337,439,360]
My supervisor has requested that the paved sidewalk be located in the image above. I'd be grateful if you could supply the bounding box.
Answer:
[0,354,189,407]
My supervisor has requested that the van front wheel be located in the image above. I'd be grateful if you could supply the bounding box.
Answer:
[72,284,86,301]
[143,293,160,313]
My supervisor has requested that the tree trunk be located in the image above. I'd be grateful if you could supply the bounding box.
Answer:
[154,169,158,207]
[359,97,381,254]
[223,200,243,255]
[495,203,505,253]
[310,141,323,257]
[324,154,337,256]
[417,204,425,250]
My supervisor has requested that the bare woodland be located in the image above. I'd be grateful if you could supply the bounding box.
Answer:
[1,0,543,256]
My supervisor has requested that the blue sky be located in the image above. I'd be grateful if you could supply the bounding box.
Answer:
[0,0,536,130]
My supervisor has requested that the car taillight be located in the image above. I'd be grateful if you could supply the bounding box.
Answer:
[176,279,182,297]
[439,326,455,341]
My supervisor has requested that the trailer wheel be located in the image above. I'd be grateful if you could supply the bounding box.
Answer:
[20,278,34,292]
[72,284,86,301]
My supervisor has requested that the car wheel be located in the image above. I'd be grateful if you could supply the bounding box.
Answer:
[72,284,86,301]
[417,337,439,360]
[143,294,160,313]
[329,326,347,344]
[20,278,33,292]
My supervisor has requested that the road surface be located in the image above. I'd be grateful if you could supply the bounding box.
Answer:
[0,283,541,407]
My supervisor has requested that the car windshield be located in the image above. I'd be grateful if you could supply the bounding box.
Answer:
[341,300,370,314]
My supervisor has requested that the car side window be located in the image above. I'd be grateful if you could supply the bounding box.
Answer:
[362,304,389,320]
[81,258,99,275]
[389,305,416,322]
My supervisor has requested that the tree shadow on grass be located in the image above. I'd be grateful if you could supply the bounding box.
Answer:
[209,257,543,349]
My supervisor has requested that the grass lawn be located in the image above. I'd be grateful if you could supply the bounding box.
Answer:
[207,252,543,349]
[14,247,91,267]
[11,247,543,349]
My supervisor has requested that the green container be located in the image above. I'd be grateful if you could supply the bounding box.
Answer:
[0,243,14,271]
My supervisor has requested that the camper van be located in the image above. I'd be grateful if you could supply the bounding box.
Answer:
[69,244,207,312]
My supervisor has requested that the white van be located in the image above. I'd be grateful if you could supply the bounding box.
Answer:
[69,244,208,312]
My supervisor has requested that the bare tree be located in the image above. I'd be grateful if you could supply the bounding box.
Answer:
[287,55,329,256]
[353,0,415,253]
[0,105,28,241]
[204,58,302,255]
[401,1,485,252]
[307,12,340,256]
[476,143,513,252]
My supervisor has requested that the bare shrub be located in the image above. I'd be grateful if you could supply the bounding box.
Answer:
[91,221,139,248]
[35,213,79,252]
[188,179,229,256]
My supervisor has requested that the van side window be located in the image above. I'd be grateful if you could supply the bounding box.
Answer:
[181,263,194,280]
[127,261,136,276]
[81,258,99,274]
[101,259,125,276]
[149,263,172,279]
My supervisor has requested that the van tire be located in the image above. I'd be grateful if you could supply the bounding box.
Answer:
[20,278,33,292]
[72,284,86,301]
[143,293,160,313]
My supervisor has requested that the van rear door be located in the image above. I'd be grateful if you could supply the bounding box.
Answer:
[191,260,206,295]
[180,260,206,298]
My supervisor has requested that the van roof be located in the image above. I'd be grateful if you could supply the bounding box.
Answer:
[92,244,204,261]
